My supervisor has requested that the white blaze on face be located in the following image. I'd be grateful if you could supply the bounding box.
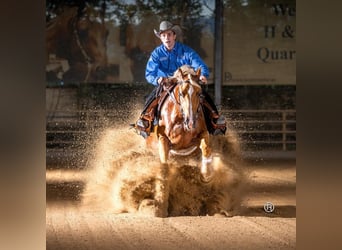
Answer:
[179,74,203,130]
[187,83,194,128]
[180,82,193,130]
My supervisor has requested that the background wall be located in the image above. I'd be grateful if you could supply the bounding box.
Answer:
[45,0,296,86]
[223,0,296,85]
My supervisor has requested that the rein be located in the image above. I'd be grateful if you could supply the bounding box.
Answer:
[160,76,204,128]
[165,80,180,106]
[72,17,92,82]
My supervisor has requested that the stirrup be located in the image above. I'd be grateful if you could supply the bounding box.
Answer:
[216,115,226,125]
[212,115,227,135]
[136,118,149,128]
[131,118,152,138]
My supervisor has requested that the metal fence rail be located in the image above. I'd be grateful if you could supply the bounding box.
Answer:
[222,109,296,151]
[46,109,296,166]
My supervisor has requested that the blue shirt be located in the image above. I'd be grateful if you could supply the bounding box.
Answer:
[145,41,210,86]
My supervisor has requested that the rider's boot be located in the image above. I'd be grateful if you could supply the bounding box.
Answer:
[132,99,159,138]
[212,113,227,135]
[202,99,227,135]
[135,115,153,138]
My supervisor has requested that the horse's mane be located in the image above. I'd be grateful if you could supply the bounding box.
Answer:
[176,65,196,75]
[172,65,202,89]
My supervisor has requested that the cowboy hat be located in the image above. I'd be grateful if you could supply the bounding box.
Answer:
[154,21,182,38]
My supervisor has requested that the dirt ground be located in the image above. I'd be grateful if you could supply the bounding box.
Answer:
[46,160,295,250]
[46,128,296,249]
[46,208,295,250]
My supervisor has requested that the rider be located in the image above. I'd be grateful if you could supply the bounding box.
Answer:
[133,20,226,138]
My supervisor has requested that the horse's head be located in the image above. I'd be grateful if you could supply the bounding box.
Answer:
[46,6,110,82]
[176,66,203,131]
[75,15,109,80]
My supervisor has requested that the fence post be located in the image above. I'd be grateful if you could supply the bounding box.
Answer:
[214,0,223,109]
[282,111,286,151]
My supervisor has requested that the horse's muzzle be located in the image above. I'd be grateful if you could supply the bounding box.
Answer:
[184,117,196,130]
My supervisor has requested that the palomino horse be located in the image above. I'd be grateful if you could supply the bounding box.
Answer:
[46,6,109,83]
[155,65,214,182]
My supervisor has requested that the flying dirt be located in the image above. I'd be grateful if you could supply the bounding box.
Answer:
[82,126,248,217]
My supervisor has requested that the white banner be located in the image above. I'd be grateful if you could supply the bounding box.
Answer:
[223,0,296,85]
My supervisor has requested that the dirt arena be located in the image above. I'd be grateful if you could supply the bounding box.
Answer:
[46,126,296,249]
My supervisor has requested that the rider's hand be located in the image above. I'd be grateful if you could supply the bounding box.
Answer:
[158,77,167,85]
[200,75,207,84]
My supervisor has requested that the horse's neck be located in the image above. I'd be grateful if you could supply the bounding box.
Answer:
[162,86,181,120]
[171,86,181,111]
[46,8,77,50]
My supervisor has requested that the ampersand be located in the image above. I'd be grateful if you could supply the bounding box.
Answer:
[282,25,295,38]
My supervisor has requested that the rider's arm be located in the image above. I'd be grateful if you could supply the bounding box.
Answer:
[183,45,210,79]
[145,49,167,86]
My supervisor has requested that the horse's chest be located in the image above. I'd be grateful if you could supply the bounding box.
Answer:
[169,122,184,136]
[167,123,199,145]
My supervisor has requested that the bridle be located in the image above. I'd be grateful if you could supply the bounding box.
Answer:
[176,78,204,129]
[72,17,92,82]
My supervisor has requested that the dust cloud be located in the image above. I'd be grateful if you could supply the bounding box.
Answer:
[82,125,248,217]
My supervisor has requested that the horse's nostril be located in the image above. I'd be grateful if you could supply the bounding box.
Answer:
[191,120,196,128]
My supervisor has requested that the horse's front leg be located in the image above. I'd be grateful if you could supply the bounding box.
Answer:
[152,134,170,217]
[199,131,213,182]
[158,135,170,164]
[153,162,169,217]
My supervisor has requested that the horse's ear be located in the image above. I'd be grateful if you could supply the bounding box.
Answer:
[196,68,201,77]
[174,68,184,79]
[169,77,178,85]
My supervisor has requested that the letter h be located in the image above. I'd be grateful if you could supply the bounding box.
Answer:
[264,25,276,38]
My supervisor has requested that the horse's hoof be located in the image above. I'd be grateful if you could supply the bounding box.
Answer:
[200,174,213,183]
[138,199,157,216]
[213,210,234,217]
[138,199,168,217]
